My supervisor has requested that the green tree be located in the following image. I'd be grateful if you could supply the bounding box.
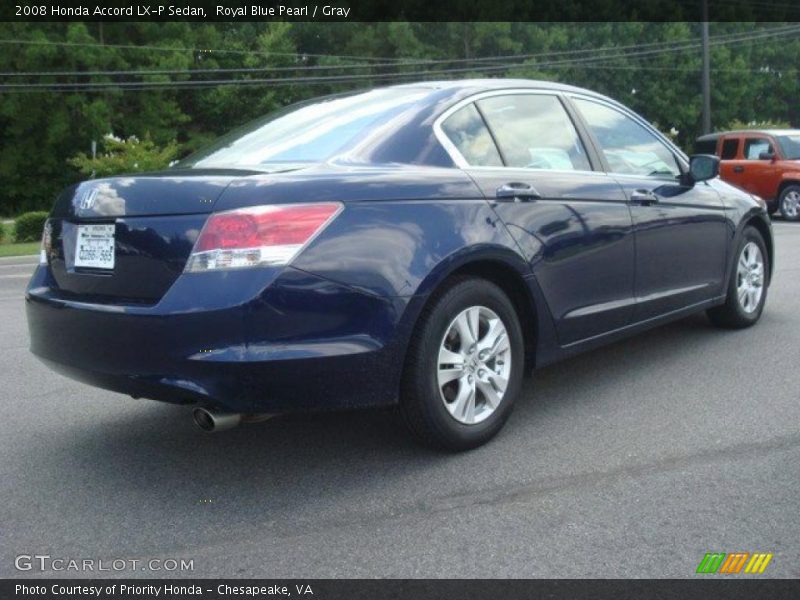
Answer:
[1,22,799,215]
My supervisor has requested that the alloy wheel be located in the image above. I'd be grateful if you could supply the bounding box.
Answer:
[782,190,800,219]
[736,241,764,314]
[437,305,512,425]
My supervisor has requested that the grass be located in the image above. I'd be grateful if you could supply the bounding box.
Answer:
[0,241,40,257]
[0,222,41,257]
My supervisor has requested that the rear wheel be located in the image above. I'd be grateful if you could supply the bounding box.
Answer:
[707,226,768,329]
[400,277,524,451]
[779,184,800,221]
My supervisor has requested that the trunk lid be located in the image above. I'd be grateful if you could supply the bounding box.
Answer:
[46,170,252,304]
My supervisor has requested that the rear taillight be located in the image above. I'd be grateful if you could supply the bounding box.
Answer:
[39,220,52,265]
[185,202,342,272]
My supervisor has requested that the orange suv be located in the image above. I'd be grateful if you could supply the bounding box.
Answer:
[696,129,800,220]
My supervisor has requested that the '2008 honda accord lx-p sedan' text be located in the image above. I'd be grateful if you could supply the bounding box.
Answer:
[26,79,773,450]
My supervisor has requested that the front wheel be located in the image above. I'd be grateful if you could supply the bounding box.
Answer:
[779,184,800,221]
[766,201,778,216]
[707,226,769,329]
[400,277,525,451]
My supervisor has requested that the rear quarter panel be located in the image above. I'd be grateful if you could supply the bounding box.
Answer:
[216,165,530,298]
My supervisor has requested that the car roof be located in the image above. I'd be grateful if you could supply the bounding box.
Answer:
[697,129,800,141]
[390,78,593,94]
[388,78,616,104]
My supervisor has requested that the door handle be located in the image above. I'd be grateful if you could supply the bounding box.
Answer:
[496,182,542,202]
[629,189,659,205]
[733,166,745,173]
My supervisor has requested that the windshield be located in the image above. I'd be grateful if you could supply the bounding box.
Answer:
[175,88,429,170]
[777,135,800,160]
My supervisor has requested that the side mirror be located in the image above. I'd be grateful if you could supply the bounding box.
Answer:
[758,151,776,161]
[688,154,720,183]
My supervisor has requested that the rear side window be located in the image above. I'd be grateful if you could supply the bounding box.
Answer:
[721,138,739,159]
[744,138,774,160]
[476,94,592,171]
[777,134,800,159]
[573,98,680,178]
[440,104,503,167]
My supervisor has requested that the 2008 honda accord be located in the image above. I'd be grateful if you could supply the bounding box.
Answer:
[26,79,773,450]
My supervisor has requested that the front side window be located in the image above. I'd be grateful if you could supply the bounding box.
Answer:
[475,94,592,171]
[440,104,503,167]
[573,97,681,178]
[721,138,739,159]
[744,138,774,160]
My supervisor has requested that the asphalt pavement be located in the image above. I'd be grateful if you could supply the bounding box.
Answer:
[1,222,798,579]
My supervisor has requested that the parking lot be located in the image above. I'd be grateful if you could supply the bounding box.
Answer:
[1,221,798,579]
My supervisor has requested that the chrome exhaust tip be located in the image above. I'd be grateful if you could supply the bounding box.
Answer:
[192,408,242,432]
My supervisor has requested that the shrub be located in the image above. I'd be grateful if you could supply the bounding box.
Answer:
[14,211,49,243]
[69,133,178,178]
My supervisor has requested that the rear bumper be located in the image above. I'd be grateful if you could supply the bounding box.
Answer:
[26,265,412,413]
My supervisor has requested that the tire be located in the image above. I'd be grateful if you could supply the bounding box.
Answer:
[707,226,769,329]
[400,276,525,451]
[767,201,778,216]
[779,184,800,221]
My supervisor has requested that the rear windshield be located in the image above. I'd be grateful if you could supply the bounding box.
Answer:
[777,135,800,160]
[176,88,429,170]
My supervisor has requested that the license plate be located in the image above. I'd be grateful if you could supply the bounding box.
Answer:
[75,224,115,270]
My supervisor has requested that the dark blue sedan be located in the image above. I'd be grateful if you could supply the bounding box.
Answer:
[26,79,773,449]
